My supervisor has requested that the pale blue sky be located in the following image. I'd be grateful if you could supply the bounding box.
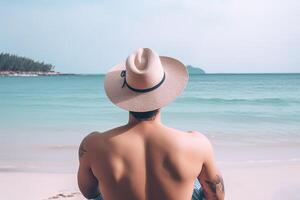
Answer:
[0,0,299,73]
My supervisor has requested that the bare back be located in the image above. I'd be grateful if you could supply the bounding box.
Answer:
[78,121,224,200]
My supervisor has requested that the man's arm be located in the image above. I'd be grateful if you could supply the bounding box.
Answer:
[77,134,100,199]
[197,134,225,200]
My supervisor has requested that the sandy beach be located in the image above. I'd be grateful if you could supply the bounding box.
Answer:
[1,161,300,200]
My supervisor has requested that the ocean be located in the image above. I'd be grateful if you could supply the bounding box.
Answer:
[0,74,300,172]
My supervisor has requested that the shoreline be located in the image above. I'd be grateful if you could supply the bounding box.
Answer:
[0,71,76,76]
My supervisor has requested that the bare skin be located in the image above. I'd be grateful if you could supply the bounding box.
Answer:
[78,112,224,200]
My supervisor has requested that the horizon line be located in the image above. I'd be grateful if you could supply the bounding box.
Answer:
[69,72,300,75]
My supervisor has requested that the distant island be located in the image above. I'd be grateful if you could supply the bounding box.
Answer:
[0,53,63,76]
[186,65,205,75]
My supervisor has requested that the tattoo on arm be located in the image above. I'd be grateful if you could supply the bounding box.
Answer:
[78,132,98,158]
[205,175,225,195]
[79,140,87,158]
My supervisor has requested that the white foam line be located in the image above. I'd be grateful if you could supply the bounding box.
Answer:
[217,158,300,165]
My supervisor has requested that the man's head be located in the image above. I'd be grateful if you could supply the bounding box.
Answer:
[130,109,160,121]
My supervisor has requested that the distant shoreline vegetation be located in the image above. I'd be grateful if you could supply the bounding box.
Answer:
[0,53,63,76]
[0,53,207,76]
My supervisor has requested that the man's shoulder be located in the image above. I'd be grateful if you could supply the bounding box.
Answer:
[79,126,128,151]
[169,128,211,145]
[186,131,215,160]
[80,131,101,143]
[78,131,101,158]
[187,130,213,149]
[164,128,214,167]
[186,130,211,143]
[168,128,213,153]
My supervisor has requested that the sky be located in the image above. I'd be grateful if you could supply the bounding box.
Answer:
[0,0,299,73]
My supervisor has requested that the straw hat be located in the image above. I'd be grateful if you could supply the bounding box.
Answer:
[104,48,188,112]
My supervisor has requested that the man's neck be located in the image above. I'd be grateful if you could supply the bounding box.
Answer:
[128,112,161,126]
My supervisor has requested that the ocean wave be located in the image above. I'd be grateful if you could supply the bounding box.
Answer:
[176,97,300,105]
[46,144,78,150]
[217,158,300,165]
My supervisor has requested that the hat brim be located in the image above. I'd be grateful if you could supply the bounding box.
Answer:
[104,56,189,112]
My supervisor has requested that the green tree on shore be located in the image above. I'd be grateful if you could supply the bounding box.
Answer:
[0,53,55,72]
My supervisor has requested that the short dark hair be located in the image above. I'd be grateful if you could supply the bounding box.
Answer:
[130,109,160,121]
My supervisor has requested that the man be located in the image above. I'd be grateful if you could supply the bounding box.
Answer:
[78,48,225,200]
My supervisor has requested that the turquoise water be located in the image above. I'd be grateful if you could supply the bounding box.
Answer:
[0,74,300,172]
